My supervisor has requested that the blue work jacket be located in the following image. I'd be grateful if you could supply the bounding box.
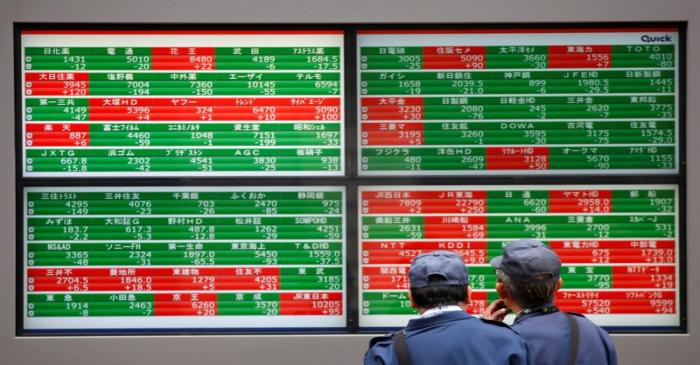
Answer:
[364,311,530,365]
[513,309,618,365]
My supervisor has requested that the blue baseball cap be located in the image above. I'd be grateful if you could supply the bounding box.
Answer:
[409,251,469,288]
[489,239,561,283]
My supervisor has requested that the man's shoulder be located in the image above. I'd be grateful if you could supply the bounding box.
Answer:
[365,331,400,365]
[368,330,400,348]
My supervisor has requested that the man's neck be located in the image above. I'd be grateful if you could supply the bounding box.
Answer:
[417,302,468,315]
[508,302,523,314]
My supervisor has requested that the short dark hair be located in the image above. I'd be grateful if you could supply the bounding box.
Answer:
[496,269,558,309]
[410,274,468,309]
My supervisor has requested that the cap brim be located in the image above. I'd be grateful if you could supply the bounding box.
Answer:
[489,255,503,268]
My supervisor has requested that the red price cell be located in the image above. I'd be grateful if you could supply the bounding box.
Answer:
[549,190,612,213]
[612,265,676,289]
[361,97,424,121]
[467,291,489,314]
[153,293,218,316]
[362,266,410,290]
[151,47,216,70]
[551,240,676,264]
[362,190,487,214]
[486,147,549,170]
[423,46,486,69]
[423,216,487,239]
[548,45,612,68]
[25,123,90,147]
[555,290,676,314]
[280,292,343,315]
[361,122,424,146]
[25,72,90,96]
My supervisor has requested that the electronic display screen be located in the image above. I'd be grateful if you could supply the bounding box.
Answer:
[20,30,344,177]
[357,28,680,175]
[15,23,685,335]
[23,186,346,332]
[358,185,681,330]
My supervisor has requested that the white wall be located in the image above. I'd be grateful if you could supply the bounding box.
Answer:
[1,0,698,364]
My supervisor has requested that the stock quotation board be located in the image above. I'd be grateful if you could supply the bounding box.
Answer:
[357,29,680,175]
[358,185,680,329]
[23,187,346,331]
[16,25,685,335]
[20,30,344,177]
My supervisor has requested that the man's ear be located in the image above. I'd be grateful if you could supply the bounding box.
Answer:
[408,289,418,309]
[555,277,563,291]
[496,281,509,300]
[466,286,472,305]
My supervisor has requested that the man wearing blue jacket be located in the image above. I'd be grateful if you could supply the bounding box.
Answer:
[364,251,530,365]
[483,239,618,365]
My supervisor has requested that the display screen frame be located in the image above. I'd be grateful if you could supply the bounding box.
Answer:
[356,183,686,332]
[14,22,686,336]
[356,28,684,177]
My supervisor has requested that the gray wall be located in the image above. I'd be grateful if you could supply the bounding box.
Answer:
[1,0,698,364]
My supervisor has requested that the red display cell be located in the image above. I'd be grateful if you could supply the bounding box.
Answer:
[555,248,676,264]
[361,190,487,200]
[422,46,486,69]
[25,84,90,96]
[153,293,218,301]
[361,107,424,121]
[362,197,486,214]
[361,276,410,290]
[548,45,612,68]
[151,47,216,55]
[423,46,487,55]
[548,46,613,54]
[25,123,90,132]
[26,123,90,147]
[486,147,549,170]
[612,266,676,289]
[153,293,219,315]
[423,216,487,239]
[25,132,89,147]
[279,292,343,315]
[151,48,216,70]
[422,55,486,69]
[25,72,90,81]
[467,291,489,314]
[556,290,675,300]
[361,122,424,146]
[549,190,612,213]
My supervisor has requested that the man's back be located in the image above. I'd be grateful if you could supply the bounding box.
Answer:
[513,311,617,365]
[364,311,529,365]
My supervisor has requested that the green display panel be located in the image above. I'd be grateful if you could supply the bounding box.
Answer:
[21,30,344,177]
[24,187,346,330]
[358,185,680,329]
[357,28,680,175]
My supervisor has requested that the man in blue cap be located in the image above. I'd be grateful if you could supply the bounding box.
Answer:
[364,251,530,365]
[483,239,618,365]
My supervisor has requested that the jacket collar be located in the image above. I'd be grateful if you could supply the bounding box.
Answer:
[406,310,472,330]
